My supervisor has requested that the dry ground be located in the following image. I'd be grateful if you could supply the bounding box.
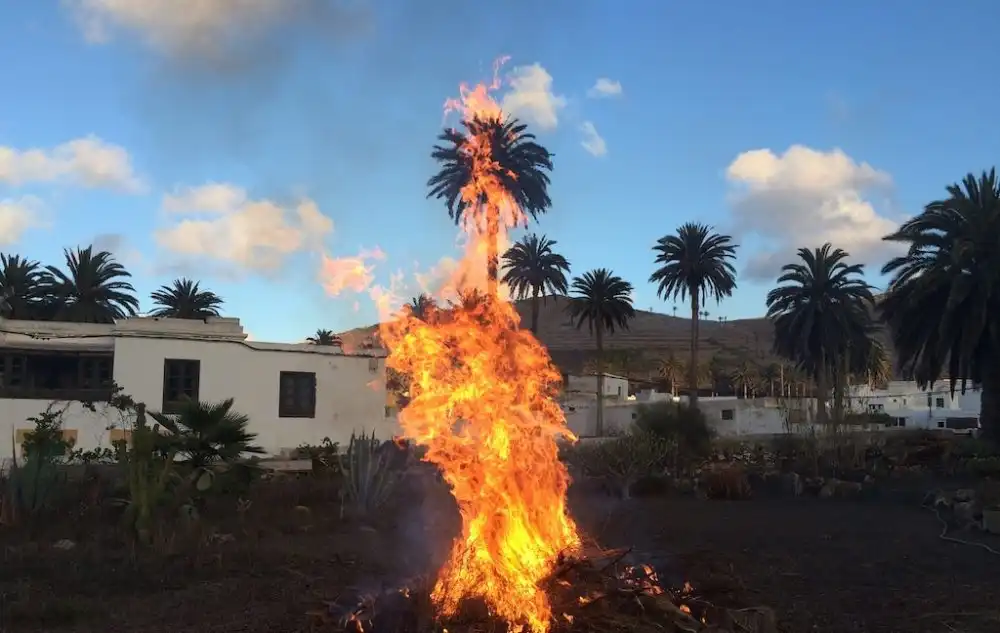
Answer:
[1,480,996,633]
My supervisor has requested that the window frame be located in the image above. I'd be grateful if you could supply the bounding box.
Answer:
[0,350,114,401]
[278,371,317,419]
[162,358,201,414]
[721,409,735,421]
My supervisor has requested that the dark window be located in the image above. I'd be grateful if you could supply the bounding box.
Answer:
[0,350,113,400]
[162,359,200,413]
[721,409,735,421]
[935,397,945,408]
[279,371,316,418]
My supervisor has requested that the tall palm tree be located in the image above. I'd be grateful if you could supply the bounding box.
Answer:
[766,243,876,423]
[149,278,223,319]
[565,269,636,436]
[760,362,781,397]
[307,329,342,346]
[880,169,1000,441]
[501,233,571,333]
[406,294,438,321]
[731,361,759,399]
[45,246,139,323]
[427,116,554,297]
[0,254,52,320]
[649,223,739,406]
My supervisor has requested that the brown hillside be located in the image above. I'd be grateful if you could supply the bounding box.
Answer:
[337,296,778,372]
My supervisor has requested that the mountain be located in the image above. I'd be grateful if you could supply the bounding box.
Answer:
[337,295,777,373]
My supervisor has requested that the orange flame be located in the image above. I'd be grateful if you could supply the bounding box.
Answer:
[318,59,578,632]
[385,60,577,632]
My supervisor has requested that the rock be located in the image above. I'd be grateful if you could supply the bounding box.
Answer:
[781,472,803,497]
[52,539,76,550]
[954,501,979,525]
[954,488,976,503]
[835,481,863,497]
[819,479,837,498]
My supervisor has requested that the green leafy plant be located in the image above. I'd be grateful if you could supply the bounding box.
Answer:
[633,402,714,474]
[337,431,399,518]
[118,403,180,546]
[21,403,75,460]
[149,398,264,468]
[565,432,673,499]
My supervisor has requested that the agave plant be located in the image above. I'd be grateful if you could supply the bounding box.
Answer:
[337,431,400,518]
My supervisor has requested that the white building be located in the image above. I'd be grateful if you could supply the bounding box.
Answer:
[0,316,395,459]
[845,380,980,431]
[562,372,629,402]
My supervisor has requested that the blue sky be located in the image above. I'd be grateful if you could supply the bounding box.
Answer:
[1,1,998,342]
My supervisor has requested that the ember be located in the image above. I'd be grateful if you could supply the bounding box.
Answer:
[312,547,776,633]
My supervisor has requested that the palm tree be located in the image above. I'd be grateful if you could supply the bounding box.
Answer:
[760,363,781,397]
[307,329,343,345]
[766,243,876,423]
[406,294,438,321]
[657,352,684,395]
[731,361,759,399]
[427,116,554,297]
[565,269,636,436]
[649,223,739,406]
[880,169,1000,441]
[149,398,264,468]
[45,246,139,323]
[501,233,571,333]
[0,254,52,319]
[149,278,223,319]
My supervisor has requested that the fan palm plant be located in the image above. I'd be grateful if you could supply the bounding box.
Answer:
[149,398,264,468]
[766,243,876,423]
[880,169,1000,441]
[0,254,52,319]
[45,246,139,323]
[149,278,223,319]
[565,269,636,436]
[427,116,553,297]
[501,233,571,333]
[649,223,738,405]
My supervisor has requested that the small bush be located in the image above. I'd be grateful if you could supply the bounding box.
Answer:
[633,402,714,473]
[564,432,672,499]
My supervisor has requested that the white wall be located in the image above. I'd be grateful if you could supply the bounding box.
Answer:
[1,331,392,459]
[564,373,629,401]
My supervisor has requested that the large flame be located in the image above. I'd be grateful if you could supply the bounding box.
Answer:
[345,60,579,632]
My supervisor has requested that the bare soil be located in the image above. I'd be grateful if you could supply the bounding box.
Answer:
[1,486,997,633]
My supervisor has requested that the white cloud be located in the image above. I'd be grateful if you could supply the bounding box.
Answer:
[580,121,607,157]
[587,78,622,99]
[67,0,368,59]
[155,183,333,273]
[725,145,900,281]
[0,196,44,246]
[500,63,566,131]
[0,136,143,192]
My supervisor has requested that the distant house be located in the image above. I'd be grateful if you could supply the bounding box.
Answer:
[561,372,630,403]
[0,316,393,459]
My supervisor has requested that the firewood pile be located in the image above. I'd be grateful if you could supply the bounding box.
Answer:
[308,547,777,633]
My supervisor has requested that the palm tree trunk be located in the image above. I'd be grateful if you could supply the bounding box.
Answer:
[980,368,1000,443]
[595,324,605,436]
[832,354,844,423]
[530,286,540,334]
[689,293,701,407]
[486,204,500,298]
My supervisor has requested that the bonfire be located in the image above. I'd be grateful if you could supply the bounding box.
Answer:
[314,59,775,633]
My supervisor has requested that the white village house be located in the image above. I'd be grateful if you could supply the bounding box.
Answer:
[0,316,395,459]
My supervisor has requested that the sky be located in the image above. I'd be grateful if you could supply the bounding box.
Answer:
[1,1,998,342]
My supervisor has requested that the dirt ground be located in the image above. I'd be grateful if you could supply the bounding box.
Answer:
[1,490,998,633]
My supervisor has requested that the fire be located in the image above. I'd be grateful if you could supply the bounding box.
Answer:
[372,60,577,633]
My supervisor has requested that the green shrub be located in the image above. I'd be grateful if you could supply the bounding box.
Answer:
[564,432,672,499]
[633,402,714,473]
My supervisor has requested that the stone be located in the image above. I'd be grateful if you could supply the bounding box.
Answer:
[52,539,76,550]
[819,480,837,498]
[781,472,803,497]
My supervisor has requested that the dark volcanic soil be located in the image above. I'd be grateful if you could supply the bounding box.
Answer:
[1,492,998,633]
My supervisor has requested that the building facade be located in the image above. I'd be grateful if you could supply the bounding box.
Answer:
[0,316,394,459]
